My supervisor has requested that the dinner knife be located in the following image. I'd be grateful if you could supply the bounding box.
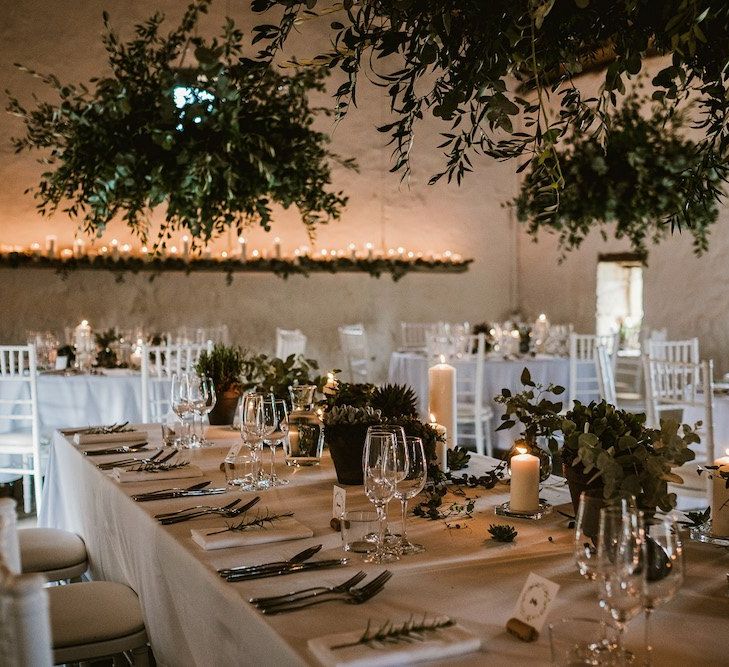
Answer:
[131,480,212,500]
[134,488,227,502]
[226,559,349,582]
[218,544,323,577]
[83,443,150,456]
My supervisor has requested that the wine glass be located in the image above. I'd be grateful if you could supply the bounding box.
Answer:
[642,514,684,665]
[362,431,399,564]
[261,397,289,487]
[170,373,192,448]
[239,393,269,488]
[596,506,644,652]
[189,375,216,447]
[393,436,427,554]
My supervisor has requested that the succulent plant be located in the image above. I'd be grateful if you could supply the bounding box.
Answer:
[488,524,518,543]
[322,405,382,427]
[370,383,419,419]
[447,446,471,471]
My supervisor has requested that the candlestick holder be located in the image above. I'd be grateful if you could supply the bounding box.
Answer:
[688,521,729,547]
[495,500,552,521]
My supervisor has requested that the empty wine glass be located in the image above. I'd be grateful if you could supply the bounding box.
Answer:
[170,373,192,448]
[393,436,427,554]
[642,514,684,665]
[363,431,399,564]
[596,506,644,652]
[239,393,270,488]
[188,375,216,447]
[262,397,289,487]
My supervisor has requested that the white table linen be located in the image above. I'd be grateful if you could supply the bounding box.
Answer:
[41,426,729,666]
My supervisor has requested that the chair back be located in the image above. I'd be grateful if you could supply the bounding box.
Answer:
[455,334,485,414]
[175,325,229,345]
[140,342,212,422]
[643,358,715,465]
[400,323,435,351]
[275,328,307,359]
[568,334,615,406]
[647,338,699,364]
[595,346,617,405]
[338,324,370,382]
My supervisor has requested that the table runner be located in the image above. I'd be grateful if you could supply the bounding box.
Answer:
[41,426,729,666]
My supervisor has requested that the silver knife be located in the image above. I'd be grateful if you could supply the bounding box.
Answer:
[226,559,349,582]
[134,488,227,502]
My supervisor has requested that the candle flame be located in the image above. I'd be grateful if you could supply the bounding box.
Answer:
[516,446,527,455]
[430,413,436,423]
[439,354,446,364]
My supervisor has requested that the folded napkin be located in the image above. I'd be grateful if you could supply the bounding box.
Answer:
[191,516,313,551]
[111,465,203,483]
[74,430,147,446]
[308,620,481,667]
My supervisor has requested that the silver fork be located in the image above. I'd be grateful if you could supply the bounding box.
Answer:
[155,498,241,519]
[259,571,392,615]
[157,499,242,524]
[98,449,165,470]
[251,571,367,608]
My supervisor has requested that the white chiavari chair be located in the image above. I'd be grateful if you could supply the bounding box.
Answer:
[275,328,307,359]
[647,338,699,364]
[338,324,371,382]
[0,345,42,514]
[454,333,493,456]
[568,334,618,407]
[643,357,715,494]
[176,325,228,345]
[400,323,435,351]
[1,499,150,666]
[140,342,212,423]
[595,345,617,405]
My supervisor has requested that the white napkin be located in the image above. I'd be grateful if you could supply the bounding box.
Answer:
[111,465,203,483]
[73,430,147,446]
[308,620,481,667]
[191,516,313,551]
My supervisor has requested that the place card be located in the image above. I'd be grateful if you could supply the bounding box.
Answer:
[506,573,559,641]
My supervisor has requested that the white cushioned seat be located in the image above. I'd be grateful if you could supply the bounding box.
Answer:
[49,581,146,648]
[0,432,33,448]
[19,527,87,581]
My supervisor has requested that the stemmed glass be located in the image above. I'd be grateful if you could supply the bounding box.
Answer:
[362,431,399,564]
[239,393,273,489]
[641,514,684,665]
[261,397,289,487]
[187,374,216,447]
[393,436,427,554]
[596,506,644,652]
[170,373,192,448]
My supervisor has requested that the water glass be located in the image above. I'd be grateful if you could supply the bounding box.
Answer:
[223,446,258,491]
[170,373,193,448]
[549,617,620,666]
[340,510,378,553]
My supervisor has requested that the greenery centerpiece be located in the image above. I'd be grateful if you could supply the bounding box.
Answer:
[242,353,326,402]
[7,0,355,246]
[194,343,246,424]
[497,369,698,513]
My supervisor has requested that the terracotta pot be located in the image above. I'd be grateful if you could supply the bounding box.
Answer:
[562,461,604,514]
[326,425,370,485]
[208,390,241,425]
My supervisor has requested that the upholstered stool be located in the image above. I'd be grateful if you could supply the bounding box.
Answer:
[48,581,150,665]
[19,527,88,582]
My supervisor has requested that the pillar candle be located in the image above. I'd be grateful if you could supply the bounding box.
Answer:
[366,243,374,260]
[428,355,457,451]
[348,243,356,260]
[182,235,190,259]
[510,448,540,512]
[430,414,448,472]
[110,239,119,261]
[31,243,41,258]
[45,236,57,258]
[711,450,729,537]
[73,238,84,258]
[238,236,247,262]
[273,237,281,259]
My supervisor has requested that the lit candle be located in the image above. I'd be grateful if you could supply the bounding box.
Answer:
[202,245,212,259]
[61,248,73,261]
[238,236,247,262]
[323,372,338,396]
[221,250,229,259]
[45,235,57,258]
[273,237,281,259]
[319,249,328,260]
[140,245,150,261]
[397,246,405,259]
[407,251,415,260]
[169,245,178,257]
[73,238,84,258]
[510,446,540,512]
[428,354,457,451]
[301,245,310,258]
[99,246,108,256]
[711,449,729,537]
[366,242,374,260]
[121,243,131,258]
[251,249,260,259]
[109,239,119,261]
[430,413,448,472]
[348,243,356,260]
[31,242,41,258]
[444,250,453,262]
[182,235,190,259]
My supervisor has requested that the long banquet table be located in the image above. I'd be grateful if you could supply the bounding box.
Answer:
[41,426,729,666]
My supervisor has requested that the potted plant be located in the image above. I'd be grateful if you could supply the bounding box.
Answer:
[194,344,246,425]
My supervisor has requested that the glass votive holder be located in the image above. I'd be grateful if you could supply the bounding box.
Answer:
[341,510,378,553]
[161,422,184,447]
[549,617,620,666]
[223,449,257,491]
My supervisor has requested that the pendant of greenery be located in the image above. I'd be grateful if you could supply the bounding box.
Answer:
[6,0,356,245]
[514,92,724,256]
[251,0,729,254]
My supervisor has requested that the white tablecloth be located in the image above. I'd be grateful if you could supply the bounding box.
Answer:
[40,426,729,666]
[0,371,166,439]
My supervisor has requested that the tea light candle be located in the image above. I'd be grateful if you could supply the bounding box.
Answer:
[430,413,448,472]
[121,243,131,258]
[61,248,73,261]
[140,245,150,261]
[110,239,119,261]
[711,449,729,536]
[202,245,212,259]
[238,236,247,262]
[348,243,356,260]
[182,235,190,259]
[251,249,260,259]
[45,235,57,258]
[510,447,540,512]
[220,250,229,259]
[31,242,41,258]
[73,238,84,258]
[273,237,281,259]
[366,242,374,260]
[428,355,457,450]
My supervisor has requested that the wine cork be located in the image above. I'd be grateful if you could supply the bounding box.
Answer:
[506,617,539,642]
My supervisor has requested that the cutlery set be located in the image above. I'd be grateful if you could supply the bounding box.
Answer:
[84,442,150,456]
[155,497,261,525]
[96,448,170,471]
[132,481,225,501]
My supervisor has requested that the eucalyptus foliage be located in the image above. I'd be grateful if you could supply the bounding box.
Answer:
[515,92,723,256]
[252,0,729,253]
[7,0,355,245]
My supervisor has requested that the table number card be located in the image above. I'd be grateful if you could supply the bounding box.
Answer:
[332,485,347,520]
[512,573,560,633]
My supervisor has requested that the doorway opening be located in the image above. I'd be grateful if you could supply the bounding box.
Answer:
[596,254,644,350]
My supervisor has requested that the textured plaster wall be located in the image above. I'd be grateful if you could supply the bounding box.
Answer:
[0,0,519,379]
